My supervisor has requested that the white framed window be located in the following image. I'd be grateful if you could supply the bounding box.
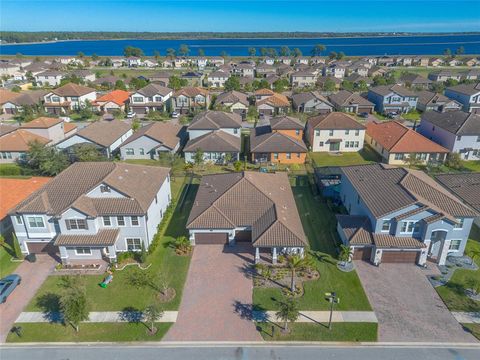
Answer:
[28,216,45,228]
[100,185,111,193]
[125,148,134,155]
[400,220,418,234]
[355,130,360,136]
[133,96,143,103]
[345,130,350,135]
[131,216,139,226]
[65,219,88,230]
[234,128,238,134]
[75,247,92,255]
[295,129,300,136]
[329,130,334,136]
[315,129,320,136]
[139,148,145,155]
[286,153,291,159]
[381,219,391,232]
[449,240,462,251]
[273,153,279,160]
[394,153,404,160]
[15,215,23,225]
[453,218,464,229]
[126,238,142,251]
[103,216,111,226]
[117,216,126,226]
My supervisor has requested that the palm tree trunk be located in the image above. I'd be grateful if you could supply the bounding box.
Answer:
[291,269,296,292]
[284,320,288,332]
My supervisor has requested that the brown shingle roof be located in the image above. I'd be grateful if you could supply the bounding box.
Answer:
[328,90,374,108]
[372,234,426,249]
[188,111,242,131]
[20,117,62,129]
[436,173,480,212]
[184,130,240,153]
[0,124,17,136]
[269,115,304,131]
[0,89,20,105]
[136,83,172,97]
[121,122,181,150]
[250,127,307,153]
[336,215,373,245]
[55,228,120,246]
[216,90,249,107]
[73,120,131,147]
[308,112,366,130]
[51,83,95,97]
[173,87,208,98]
[0,129,50,152]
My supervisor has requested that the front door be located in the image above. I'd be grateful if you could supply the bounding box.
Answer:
[329,142,340,151]
[429,230,447,259]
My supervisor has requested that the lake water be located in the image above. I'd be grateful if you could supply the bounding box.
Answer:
[1,34,479,56]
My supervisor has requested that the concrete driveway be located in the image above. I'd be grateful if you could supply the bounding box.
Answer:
[164,245,261,341]
[0,254,56,342]
[355,261,477,343]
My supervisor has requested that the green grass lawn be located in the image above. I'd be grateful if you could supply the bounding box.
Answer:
[461,161,480,173]
[0,241,21,278]
[253,184,371,311]
[6,322,172,343]
[436,225,480,312]
[256,322,377,342]
[463,324,480,341]
[309,146,381,168]
[401,110,421,121]
[25,176,196,312]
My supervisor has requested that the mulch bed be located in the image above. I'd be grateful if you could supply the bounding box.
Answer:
[157,287,176,303]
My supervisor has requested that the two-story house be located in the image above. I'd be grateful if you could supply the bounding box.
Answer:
[290,71,317,88]
[43,83,97,115]
[417,111,480,160]
[207,70,230,88]
[184,111,242,163]
[34,70,65,87]
[172,87,209,114]
[335,164,478,266]
[255,89,290,116]
[328,90,375,114]
[428,70,462,82]
[93,90,130,113]
[397,73,432,89]
[323,64,346,79]
[306,112,366,152]
[20,116,77,144]
[250,115,307,164]
[0,129,51,164]
[214,90,250,119]
[416,91,462,113]
[9,162,172,265]
[292,91,333,114]
[445,83,480,114]
[129,83,173,115]
[367,85,418,114]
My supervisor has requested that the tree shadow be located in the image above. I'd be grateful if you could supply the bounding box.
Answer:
[36,292,62,323]
[310,251,336,266]
[119,306,144,324]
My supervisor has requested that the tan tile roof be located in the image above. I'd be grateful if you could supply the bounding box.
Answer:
[269,115,304,130]
[74,120,131,147]
[55,228,120,246]
[121,122,181,150]
[187,172,308,248]
[184,130,240,153]
[0,129,50,152]
[250,127,307,153]
[372,234,426,249]
[0,89,20,105]
[335,215,373,245]
[308,112,366,130]
[63,122,77,134]
[257,93,290,107]
[188,111,242,131]
[51,83,95,97]
[436,173,480,212]
[20,117,62,129]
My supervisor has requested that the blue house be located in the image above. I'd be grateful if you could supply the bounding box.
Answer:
[335,164,478,266]
[444,83,480,114]
[367,85,418,114]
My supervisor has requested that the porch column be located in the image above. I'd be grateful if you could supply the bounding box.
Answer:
[272,247,278,265]
[438,239,452,266]
[59,246,69,265]
[255,247,260,264]
[299,247,305,259]
[418,240,430,267]
[107,245,117,263]
[373,248,382,266]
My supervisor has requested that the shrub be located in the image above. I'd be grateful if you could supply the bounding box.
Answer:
[12,233,23,260]
[148,200,177,254]
[0,164,22,176]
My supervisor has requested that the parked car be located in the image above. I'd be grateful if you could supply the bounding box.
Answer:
[0,274,21,304]
[387,112,399,119]
[171,111,179,118]
[126,111,136,119]
[359,112,369,118]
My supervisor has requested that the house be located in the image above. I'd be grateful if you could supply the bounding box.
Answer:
[126,56,142,67]
[172,87,209,114]
[1,90,48,115]
[416,91,462,112]
[182,71,204,86]
[43,83,97,115]
[93,90,130,113]
[323,64,346,79]
[129,83,173,115]
[70,69,96,83]
[366,121,449,164]
[214,90,249,119]
[292,91,333,114]
[0,129,51,163]
[328,90,375,114]
[174,58,190,68]
[430,58,445,67]
[263,57,275,65]
[398,73,433,89]
[464,58,480,67]
[417,111,480,160]
[184,111,242,163]
[20,116,77,144]
[462,69,480,81]
[196,58,208,69]
[290,71,316,88]
[255,89,290,116]
[367,85,418,114]
[0,89,21,114]
[233,63,255,78]
[368,66,388,78]
[56,120,132,158]
[148,72,172,87]
[306,112,366,152]
[279,57,292,65]
[207,57,225,66]
[120,122,182,160]
[428,70,462,82]
[34,70,65,87]
[295,57,310,65]
[346,64,369,77]
[436,173,480,226]
[250,116,307,164]
[444,83,480,114]
[186,171,308,263]
[448,59,462,67]
[142,59,157,68]
[255,63,277,78]
[335,163,478,266]
[414,57,430,67]
[9,162,172,265]
[207,70,230,88]
[317,76,342,90]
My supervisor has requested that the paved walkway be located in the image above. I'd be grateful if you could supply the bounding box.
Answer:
[355,261,478,343]
[253,311,378,323]
[452,312,480,324]
[0,255,56,343]
[164,245,262,341]
[16,311,178,323]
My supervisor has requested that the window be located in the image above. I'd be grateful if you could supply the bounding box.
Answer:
[449,240,462,251]
[295,129,300,136]
[133,96,143,103]
[51,96,61,102]
[103,216,111,226]
[139,148,145,155]
[355,130,360,136]
[131,216,139,226]
[15,216,23,225]
[345,130,350,135]
[154,96,162,102]
[126,238,142,251]
[125,148,134,155]
[28,216,45,228]
[354,141,359,147]
[117,216,125,226]
[286,153,291,159]
[315,130,320,136]
[477,136,480,143]
[234,128,238,134]
[65,219,88,230]
[400,220,418,233]
[454,218,464,229]
[457,135,462,141]
[329,130,334,136]
[100,185,110,193]
[357,195,360,204]
[75,247,92,255]
[319,141,324,147]
[0,152,12,159]
[345,142,350,148]
[155,195,158,204]
[381,219,391,232]
[273,153,279,160]
[296,153,301,158]
[394,153,404,160]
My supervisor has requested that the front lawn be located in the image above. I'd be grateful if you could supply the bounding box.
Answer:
[253,183,372,311]
[461,161,480,173]
[463,324,480,341]
[436,226,480,312]
[256,322,377,342]
[25,176,196,312]
[0,240,20,278]
[309,146,381,168]
[6,322,172,342]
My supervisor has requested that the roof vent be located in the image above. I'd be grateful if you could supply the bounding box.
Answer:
[125,169,129,172]
[118,176,123,180]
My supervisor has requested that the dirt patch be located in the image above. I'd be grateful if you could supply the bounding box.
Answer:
[157,287,176,303]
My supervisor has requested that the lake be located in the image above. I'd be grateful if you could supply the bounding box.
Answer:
[1,34,480,56]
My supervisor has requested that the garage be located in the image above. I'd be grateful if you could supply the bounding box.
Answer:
[358,106,373,114]
[27,241,58,254]
[234,230,251,243]
[194,232,228,245]
[381,250,419,263]
[353,246,372,261]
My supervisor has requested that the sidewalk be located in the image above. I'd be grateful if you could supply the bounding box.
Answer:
[452,312,480,324]
[16,311,178,323]
[253,311,378,323]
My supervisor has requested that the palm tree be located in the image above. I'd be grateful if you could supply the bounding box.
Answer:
[466,248,480,266]
[276,296,299,333]
[338,244,353,264]
[285,254,308,293]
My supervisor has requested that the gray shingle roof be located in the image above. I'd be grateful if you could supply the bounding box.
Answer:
[328,90,374,108]
[269,115,304,130]
[136,83,172,97]
[188,111,242,131]
[184,130,240,153]
[369,84,417,98]
[250,127,307,153]
[121,122,181,150]
[421,110,480,135]
[446,83,480,96]
[308,112,366,130]
[73,120,131,147]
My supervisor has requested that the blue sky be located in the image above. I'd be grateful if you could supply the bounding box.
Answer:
[1,0,479,32]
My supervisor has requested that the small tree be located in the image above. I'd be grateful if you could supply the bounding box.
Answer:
[275,296,299,333]
[12,233,23,260]
[132,119,141,132]
[60,286,89,332]
[233,160,243,172]
[174,236,191,254]
[338,244,353,264]
[445,153,462,170]
[127,268,153,289]
[248,47,256,57]
[224,76,241,91]
[143,304,164,334]
[247,106,258,120]
[193,148,204,167]
[140,242,147,264]
[224,153,233,164]
[285,254,308,293]
[403,153,422,168]
[154,273,170,296]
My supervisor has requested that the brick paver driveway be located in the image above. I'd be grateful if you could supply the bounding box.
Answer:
[164,245,261,341]
[0,254,56,342]
[355,261,477,343]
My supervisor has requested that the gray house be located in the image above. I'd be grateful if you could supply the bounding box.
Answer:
[367,85,418,114]
[417,111,480,160]
[444,83,480,114]
[335,164,478,266]
[328,90,375,114]
[9,162,172,265]
[416,91,462,112]
[292,91,333,114]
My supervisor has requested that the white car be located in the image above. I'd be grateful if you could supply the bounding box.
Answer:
[171,111,179,118]
[126,111,136,119]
